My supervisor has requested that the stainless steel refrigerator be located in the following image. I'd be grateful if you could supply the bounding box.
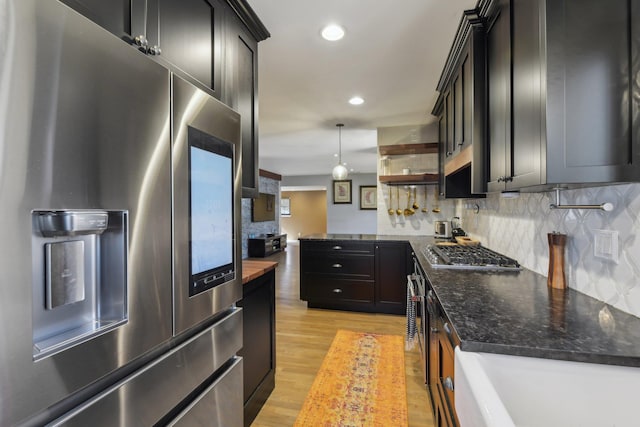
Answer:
[0,1,243,425]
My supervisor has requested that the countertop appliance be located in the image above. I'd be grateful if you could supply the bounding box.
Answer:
[0,2,243,425]
[424,244,521,271]
[434,221,452,238]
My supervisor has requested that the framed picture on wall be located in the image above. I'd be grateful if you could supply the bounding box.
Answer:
[332,180,352,204]
[359,185,377,210]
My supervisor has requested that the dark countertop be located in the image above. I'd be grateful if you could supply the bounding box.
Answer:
[299,233,412,242]
[300,234,640,367]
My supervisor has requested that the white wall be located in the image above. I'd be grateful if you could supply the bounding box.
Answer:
[281,174,377,235]
[376,123,457,235]
[457,184,640,318]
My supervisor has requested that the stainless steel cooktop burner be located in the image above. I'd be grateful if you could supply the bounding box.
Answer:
[424,244,521,271]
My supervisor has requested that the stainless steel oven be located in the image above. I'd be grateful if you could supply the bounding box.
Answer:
[408,254,428,384]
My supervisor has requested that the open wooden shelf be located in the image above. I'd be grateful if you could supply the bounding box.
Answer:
[378,173,439,185]
[379,143,439,156]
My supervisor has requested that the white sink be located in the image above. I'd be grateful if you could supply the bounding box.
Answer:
[454,347,640,427]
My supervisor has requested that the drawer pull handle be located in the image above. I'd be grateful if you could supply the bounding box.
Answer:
[332,245,342,250]
[332,263,342,268]
[443,376,454,391]
[332,288,343,293]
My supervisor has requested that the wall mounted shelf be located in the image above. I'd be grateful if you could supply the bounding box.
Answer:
[379,142,439,156]
[378,173,439,185]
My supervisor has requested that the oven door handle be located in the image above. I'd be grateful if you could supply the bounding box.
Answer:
[407,274,424,302]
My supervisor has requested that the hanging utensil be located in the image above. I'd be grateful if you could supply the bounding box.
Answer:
[432,186,441,213]
[422,186,428,213]
[396,186,402,215]
[404,189,415,216]
[388,186,394,215]
[412,187,419,210]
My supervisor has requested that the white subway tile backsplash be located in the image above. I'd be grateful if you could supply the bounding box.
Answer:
[458,183,640,318]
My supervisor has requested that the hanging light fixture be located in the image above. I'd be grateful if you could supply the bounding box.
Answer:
[332,123,348,180]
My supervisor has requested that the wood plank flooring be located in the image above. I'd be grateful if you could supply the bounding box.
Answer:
[250,242,434,427]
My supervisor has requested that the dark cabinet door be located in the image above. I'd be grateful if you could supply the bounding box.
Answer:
[486,0,511,192]
[226,15,260,198]
[453,70,463,152]
[374,242,409,315]
[59,0,146,44]
[545,0,632,184]
[157,0,224,98]
[438,114,446,195]
[510,0,543,189]
[461,53,472,152]
[445,91,454,159]
[634,1,640,156]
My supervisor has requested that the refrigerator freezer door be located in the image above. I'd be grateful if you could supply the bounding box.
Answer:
[49,308,243,427]
[0,1,172,425]
[171,74,243,335]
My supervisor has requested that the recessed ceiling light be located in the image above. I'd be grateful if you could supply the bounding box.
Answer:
[333,153,338,157]
[349,96,364,105]
[321,24,345,41]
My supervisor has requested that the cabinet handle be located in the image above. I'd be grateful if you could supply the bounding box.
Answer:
[443,322,452,336]
[332,288,343,293]
[134,34,148,48]
[497,176,504,182]
[331,263,342,268]
[504,176,513,182]
[443,376,454,391]
[430,327,439,333]
[332,245,342,250]
[446,151,453,156]
[148,45,162,56]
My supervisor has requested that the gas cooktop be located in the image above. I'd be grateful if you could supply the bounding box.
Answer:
[423,244,521,271]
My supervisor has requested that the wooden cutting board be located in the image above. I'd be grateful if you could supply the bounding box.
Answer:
[455,236,480,246]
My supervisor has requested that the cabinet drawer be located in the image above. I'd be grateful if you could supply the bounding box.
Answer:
[301,254,374,278]
[301,240,374,255]
[303,276,374,303]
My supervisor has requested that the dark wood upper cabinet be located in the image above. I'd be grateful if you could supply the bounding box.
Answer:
[225,14,260,198]
[60,0,133,41]
[61,0,270,196]
[157,0,224,99]
[432,10,486,198]
[486,0,511,193]
[485,0,640,192]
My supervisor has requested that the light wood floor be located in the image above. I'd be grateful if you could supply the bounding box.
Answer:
[250,242,434,427]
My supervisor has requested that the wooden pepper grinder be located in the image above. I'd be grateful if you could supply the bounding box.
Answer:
[547,232,567,289]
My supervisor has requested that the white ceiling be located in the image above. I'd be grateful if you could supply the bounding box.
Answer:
[248,0,478,177]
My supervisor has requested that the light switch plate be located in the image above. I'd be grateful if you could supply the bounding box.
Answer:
[593,229,619,263]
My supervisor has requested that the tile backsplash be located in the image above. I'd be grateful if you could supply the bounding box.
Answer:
[457,183,640,318]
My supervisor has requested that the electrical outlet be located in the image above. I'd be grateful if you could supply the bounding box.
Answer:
[593,229,619,263]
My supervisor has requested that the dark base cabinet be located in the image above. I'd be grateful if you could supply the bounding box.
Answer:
[237,269,276,427]
[375,242,411,314]
[300,239,409,315]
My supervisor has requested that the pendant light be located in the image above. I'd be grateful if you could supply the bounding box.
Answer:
[332,123,348,180]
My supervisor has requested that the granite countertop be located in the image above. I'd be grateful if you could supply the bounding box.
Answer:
[301,234,640,367]
[299,233,411,242]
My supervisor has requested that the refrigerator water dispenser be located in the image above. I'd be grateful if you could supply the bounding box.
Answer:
[31,210,128,360]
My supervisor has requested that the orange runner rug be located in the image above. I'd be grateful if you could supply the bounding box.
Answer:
[294,330,408,427]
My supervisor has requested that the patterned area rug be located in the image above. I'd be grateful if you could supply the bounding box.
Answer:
[294,330,408,426]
